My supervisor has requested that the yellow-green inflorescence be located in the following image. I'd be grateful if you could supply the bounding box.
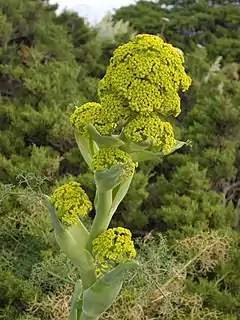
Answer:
[70,34,192,154]
[70,102,117,137]
[92,227,136,267]
[50,182,92,225]
[91,147,137,176]
[124,113,176,153]
[99,34,192,117]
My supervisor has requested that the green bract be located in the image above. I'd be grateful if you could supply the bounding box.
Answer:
[50,182,92,225]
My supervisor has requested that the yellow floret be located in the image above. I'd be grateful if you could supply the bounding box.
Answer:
[160,89,181,117]
[98,34,192,117]
[124,114,176,154]
[98,91,131,123]
[92,227,136,265]
[112,34,165,64]
[70,102,116,137]
[50,181,92,225]
[127,79,163,114]
[91,147,136,177]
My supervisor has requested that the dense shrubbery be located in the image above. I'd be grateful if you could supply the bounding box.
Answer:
[114,0,240,62]
[0,0,240,319]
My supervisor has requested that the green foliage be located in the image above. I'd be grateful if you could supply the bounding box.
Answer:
[186,278,240,315]
[30,252,79,293]
[113,170,149,230]
[0,0,240,318]
[0,0,98,186]
[101,232,239,319]
[0,270,43,319]
[114,0,240,62]
[143,161,235,238]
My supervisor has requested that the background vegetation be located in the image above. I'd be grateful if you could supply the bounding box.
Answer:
[0,0,239,319]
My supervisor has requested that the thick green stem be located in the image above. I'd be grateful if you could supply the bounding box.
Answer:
[80,267,97,290]
[86,189,112,252]
[77,309,82,320]
[68,267,97,320]
[69,190,112,319]
[81,314,99,320]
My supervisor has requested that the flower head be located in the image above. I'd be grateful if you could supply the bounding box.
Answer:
[99,92,131,124]
[92,227,136,265]
[50,181,92,225]
[70,102,117,137]
[99,34,191,117]
[124,114,176,154]
[91,147,136,177]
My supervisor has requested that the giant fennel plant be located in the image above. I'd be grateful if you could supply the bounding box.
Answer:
[45,34,191,320]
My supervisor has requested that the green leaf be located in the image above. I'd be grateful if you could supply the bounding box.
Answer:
[110,173,134,217]
[164,140,190,155]
[75,130,99,167]
[44,196,93,272]
[81,261,138,319]
[69,281,83,320]
[44,195,63,234]
[130,140,189,161]
[87,124,125,147]
[130,150,163,161]
[94,190,98,208]
[94,164,128,191]
[122,140,151,152]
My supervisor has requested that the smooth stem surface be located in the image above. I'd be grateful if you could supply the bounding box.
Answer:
[77,310,82,320]
[86,189,112,252]
[73,190,112,320]
[81,314,99,320]
[80,267,97,290]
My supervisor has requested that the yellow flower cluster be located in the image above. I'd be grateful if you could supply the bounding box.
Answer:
[70,34,191,154]
[50,182,92,225]
[99,92,131,124]
[92,227,136,265]
[99,34,191,117]
[124,114,176,153]
[70,102,116,137]
[91,147,136,176]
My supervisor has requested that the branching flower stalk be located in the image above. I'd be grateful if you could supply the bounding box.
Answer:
[45,34,192,320]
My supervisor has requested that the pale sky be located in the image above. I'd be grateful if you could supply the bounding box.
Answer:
[50,0,137,24]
